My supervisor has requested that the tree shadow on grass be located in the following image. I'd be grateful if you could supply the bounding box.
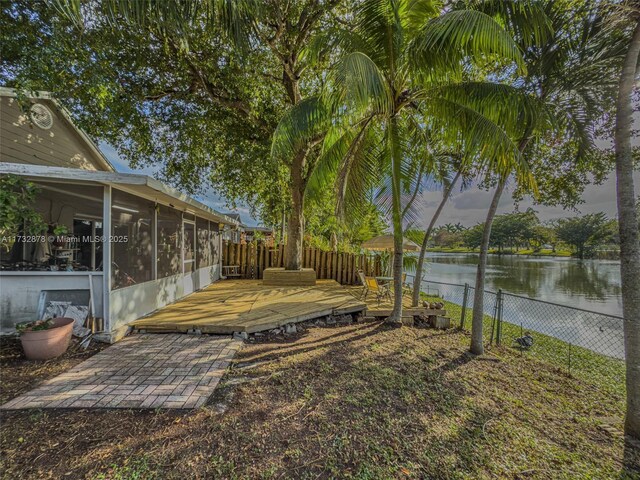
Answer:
[432,351,475,375]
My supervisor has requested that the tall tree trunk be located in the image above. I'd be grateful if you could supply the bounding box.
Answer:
[285,150,306,270]
[388,116,404,325]
[282,59,308,271]
[281,207,286,245]
[615,18,640,441]
[470,179,506,355]
[412,171,462,307]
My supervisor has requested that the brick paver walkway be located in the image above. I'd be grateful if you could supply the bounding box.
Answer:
[1,334,241,410]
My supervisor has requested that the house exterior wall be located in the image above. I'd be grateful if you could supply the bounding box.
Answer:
[108,263,221,334]
[0,272,104,333]
[0,266,219,337]
[0,96,109,171]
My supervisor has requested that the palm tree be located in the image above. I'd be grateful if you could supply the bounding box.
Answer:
[613,2,640,442]
[411,167,464,307]
[274,0,535,324]
[467,0,627,354]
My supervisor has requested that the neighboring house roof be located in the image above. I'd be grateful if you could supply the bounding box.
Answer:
[222,213,246,230]
[224,213,242,222]
[0,87,115,172]
[0,163,240,227]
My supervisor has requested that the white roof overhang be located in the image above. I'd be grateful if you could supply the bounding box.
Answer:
[0,163,239,227]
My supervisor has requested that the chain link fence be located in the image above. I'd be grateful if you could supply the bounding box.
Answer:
[415,279,625,390]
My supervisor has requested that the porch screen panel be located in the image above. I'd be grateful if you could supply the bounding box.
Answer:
[111,189,154,289]
[183,221,195,273]
[196,217,212,268]
[211,222,220,266]
[157,205,182,278]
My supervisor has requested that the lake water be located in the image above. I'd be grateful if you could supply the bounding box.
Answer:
[421,252,623,316]
[413,253,625,359]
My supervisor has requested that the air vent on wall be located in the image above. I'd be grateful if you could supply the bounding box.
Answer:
[29,103,54,130]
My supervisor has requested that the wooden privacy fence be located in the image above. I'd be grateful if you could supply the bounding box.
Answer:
[222,241,382,285]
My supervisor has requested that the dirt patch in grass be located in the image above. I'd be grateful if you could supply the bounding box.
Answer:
[0,336,108,405]
[1,322,638,479]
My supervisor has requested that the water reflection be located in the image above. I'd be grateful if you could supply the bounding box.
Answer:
[555,261,621,302]
[421,253,623,316]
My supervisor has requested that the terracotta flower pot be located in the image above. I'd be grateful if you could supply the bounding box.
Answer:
[20,317,74,360]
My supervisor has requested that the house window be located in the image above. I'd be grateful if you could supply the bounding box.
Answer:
[157,205,182,278]
[111,189,153,289]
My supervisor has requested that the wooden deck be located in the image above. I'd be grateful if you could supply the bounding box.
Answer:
[131,280,367,334]
[344,285,446,318]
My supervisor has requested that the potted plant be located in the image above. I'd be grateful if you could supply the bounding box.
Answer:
[16,317,74,360]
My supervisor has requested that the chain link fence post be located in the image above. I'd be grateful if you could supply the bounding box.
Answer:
[496,289,503,346]
[490,290,499,346]
[460,283,469,330]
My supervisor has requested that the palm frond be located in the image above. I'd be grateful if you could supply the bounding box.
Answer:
[422,81,548,139]
[402,0,442,32]
[49,0,257,47]
[271,96,328,162]
[468,0,553,47]
[354,0,404,74]
[305,116,374,206]
[324,51,393,116]
[424,96,535,191]
[340,130,387,222]
[408,9,525,74]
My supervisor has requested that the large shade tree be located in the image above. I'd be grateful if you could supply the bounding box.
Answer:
[7,0,348,265]
[273,0,535,323]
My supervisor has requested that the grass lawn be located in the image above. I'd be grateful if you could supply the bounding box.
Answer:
[428,296,626,398]
[1,322,638,479]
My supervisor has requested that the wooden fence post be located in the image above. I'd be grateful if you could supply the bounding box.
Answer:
[243,245,253,278]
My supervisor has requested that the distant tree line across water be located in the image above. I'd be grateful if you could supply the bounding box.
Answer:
[407,204,640,260]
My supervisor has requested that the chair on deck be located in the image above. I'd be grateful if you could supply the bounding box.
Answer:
[359,272,391,305]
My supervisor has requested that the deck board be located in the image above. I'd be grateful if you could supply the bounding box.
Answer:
[131,279,367,334]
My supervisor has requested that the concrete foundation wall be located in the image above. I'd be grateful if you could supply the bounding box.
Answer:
[0,272,104,333]
[109,264,220,331]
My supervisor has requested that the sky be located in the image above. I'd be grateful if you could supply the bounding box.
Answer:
[102,134,639,230]
[414,172,640,228]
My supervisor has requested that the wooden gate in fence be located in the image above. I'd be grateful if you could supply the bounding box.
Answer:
[222,241,381,285]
